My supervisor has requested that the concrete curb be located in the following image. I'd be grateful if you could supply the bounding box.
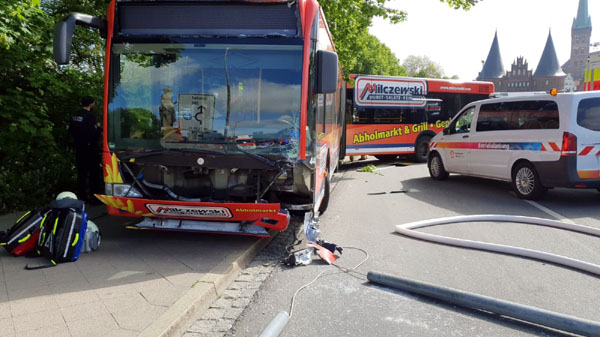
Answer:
[138,232,276,337]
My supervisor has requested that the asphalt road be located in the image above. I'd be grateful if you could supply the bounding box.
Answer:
[229,157,600,337]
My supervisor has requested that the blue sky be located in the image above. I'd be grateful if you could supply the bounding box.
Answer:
[369,0,600,80]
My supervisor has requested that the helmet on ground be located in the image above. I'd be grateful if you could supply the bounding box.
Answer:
[83,220,101,253]
[56,191,77,200]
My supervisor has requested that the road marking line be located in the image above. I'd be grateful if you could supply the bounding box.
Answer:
[524,200,576,224]
[375,165,396,171]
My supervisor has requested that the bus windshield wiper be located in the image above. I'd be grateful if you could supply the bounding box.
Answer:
[227,143,279,169]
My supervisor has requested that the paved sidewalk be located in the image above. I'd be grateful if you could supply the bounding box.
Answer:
[0,205,264,337]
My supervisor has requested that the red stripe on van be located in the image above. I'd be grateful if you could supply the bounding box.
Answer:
[579,146,594,156]
[549,142,560,152]
[541,144,547,151]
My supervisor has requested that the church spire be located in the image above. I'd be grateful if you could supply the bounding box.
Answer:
[573,0,591,30]
[534,31,565,77]
[477,31,504,80]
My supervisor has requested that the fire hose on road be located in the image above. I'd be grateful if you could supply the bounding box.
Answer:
[383,214,600,336]
[395,214,600,276]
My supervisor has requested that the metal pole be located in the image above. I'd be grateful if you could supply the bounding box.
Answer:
[367,271,600,337]
[258,311,290,337]
[586,56,591,91]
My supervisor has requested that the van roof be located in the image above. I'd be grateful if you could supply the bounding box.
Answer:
[472,91,600,106]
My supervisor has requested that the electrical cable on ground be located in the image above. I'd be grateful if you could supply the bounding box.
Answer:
[288,246,369,318]
[258,246,369,337]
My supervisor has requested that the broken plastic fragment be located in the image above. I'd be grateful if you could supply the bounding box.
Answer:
[308,242,337,264]
[283,247,315,266]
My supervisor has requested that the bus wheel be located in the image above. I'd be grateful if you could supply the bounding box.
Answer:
[318,176,330,215]
[512,162,547,200]
[375,155,397,161]
[415,136,432,163]
[428,153,448,180]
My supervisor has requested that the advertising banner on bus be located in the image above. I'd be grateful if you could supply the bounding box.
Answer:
[345,120,449,156]
[426,79,493,95]
[354,76,427,107]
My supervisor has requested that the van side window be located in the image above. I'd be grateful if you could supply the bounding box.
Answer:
[476,100,559,132]
[577,97,600,131]
[449,107,474,134]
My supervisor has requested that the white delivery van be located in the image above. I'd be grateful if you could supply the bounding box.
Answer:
[427,91,600,199]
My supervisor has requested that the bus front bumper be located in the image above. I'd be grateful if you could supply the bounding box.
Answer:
[94,195,290,233]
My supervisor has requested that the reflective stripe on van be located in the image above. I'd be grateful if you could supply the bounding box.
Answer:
[578,145,600,156]
[577,170,600,179]
[433,141,598,156]
[540,142,560,152]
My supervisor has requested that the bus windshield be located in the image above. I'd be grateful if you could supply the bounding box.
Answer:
[108,41,303,159]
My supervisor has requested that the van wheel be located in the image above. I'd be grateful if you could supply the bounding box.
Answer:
[428,153,449,180]
[318,176,330,215]
[512,162,547,200]
[415,136,432,163]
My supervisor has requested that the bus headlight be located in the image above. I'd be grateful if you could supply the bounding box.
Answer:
[106,183,143,198]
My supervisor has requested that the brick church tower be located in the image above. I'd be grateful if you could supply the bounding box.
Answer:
[562,0,592,90]
[478,0,591,92]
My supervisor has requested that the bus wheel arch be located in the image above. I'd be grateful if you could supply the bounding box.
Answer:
[415,131,436,163]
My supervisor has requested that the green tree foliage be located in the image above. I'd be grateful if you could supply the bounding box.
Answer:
[0,0,107,213]
[443,0,479,10]
[402,55,445,78]
[352,32,406,76]
[319,0,405,76]
[320,0,479,77]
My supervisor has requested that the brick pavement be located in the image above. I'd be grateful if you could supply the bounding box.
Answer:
[183,221,302,337]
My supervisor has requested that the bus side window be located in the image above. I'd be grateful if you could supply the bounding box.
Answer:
[354,108,371,124]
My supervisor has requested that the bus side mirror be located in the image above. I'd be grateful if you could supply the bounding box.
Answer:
[54,13,107,65]
[316,50,338,94]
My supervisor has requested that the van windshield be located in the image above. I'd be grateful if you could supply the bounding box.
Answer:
[577,97,600,131]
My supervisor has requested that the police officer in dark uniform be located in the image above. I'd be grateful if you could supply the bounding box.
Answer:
[69,96,102,203]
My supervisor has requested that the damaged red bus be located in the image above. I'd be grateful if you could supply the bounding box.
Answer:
[343,75,494,162]
[54,0,344,236]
